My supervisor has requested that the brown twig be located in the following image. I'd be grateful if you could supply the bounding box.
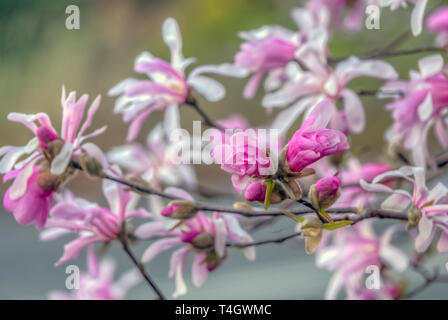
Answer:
[227,231,302,248]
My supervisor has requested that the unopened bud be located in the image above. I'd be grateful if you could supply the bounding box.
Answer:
[309,176,341,210]
[37,169,61,191]
[191,232,215,252]
[244,181,283,204]
[407,206,421,230]
[161,200,198,220]
[78,155,103,178]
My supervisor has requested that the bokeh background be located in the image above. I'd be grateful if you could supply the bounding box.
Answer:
[0,0,446,299]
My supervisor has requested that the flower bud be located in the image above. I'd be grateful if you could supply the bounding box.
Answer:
[309,176,341,210]
[78,155,103,178]
[245,181,266,202]
[407,206,421,230]
[37,169,61,191]
[161,200,198,220]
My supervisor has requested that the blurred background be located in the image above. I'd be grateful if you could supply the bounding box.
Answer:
[0,0,446,299]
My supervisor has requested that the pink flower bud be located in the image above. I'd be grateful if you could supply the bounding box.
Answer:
[161,204,180,217]
[180,230,201,243]
[427,7,448,33]
[286,128,349,173]
[36,126,59,148]
[244,181,267,202]
[315,176,341,197]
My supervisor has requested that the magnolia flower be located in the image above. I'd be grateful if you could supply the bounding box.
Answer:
[264,53,398,135]
[285,100,349,173]
[109,17,247,141]
[50,246,140,300]
[40,175,149,266]
[317,222,408,299]
[360,166,448,253]
[427,6,448,47]
[211,129,277,192]
[0,87,106,229]
[108,123,197,189]
[309,176,342,211]
[381,0,429,36]
[382,55,448,168]
[244,181,267,202]
[135,188,255,297]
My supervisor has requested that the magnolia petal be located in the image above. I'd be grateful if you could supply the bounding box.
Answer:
[213,218,227,258]
[411,0,428,36]
[417,93,433,122]
[191,253,208,287]
[141,238,181,263]
[188,76,226,102]
[342,89,365,133]
[9,157,38,200]
[380,244,408,271]
[55,236,100,266]
[415,216,435,252]
[50,142,74,175]
[134,221,172,239]
[418,54,443,78]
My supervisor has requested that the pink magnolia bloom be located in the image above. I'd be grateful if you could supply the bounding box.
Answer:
[135,188,255,297]
[109,18,247,141]
[50,246,140,300]
[316,222,408,299]
[3,166,54,229]
[244,181,267,202]
[212,129,277,192]
[382,55,448,167]
[40,176,149,266]
[381,0,429,36]
[286,101,349,173]
[0,87,106,229]
[336,159,392,207]
[108,124,197,189]
[361,166,448,253]
[427,6,448,47]
[316,176,341,197]
[264,52,398,135]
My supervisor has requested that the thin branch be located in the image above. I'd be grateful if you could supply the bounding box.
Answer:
[185,95,225,131]
[119,224,166,300]
[227,231,302,248]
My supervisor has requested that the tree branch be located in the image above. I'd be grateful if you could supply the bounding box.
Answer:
[227,231,302,248]
[185,95,225,131]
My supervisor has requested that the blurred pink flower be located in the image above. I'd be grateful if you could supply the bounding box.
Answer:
[108,124,197,189]
[336,159,392,207]
[361,166,448,253]
[316,222,408,299]
[264,52,398,135]
[109,18,247,141]
[349,284,401,300]
[382,55,448,167]
[427,6,448,47]
[50,246,140,300]
[286,101,349,173]
[135,188,255,297]
[40,174,149,266]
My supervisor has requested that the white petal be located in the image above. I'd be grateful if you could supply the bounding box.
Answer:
[419,54,443,78]
[380,244,408,271]
[411,0,428,36]
[342,89,365,133]
[418,93,433,121]
[188,76,225,102]
[50,142,74,175]
[213,218,227,258]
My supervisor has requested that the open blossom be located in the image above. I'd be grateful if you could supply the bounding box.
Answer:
[382,55,448,167]
[40,174,149,266]
[135,188,255,297]
[427,6,448,47]
[109,17,247,141]
[108,123,196,189]
[285,101,349,173]
[50,246,140,300]
[381,0,429,36]
[264,51,398,135]
[211,129,277,192]
[317,222,408,299]
[0,87,106,229]
[361,166,448,253]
